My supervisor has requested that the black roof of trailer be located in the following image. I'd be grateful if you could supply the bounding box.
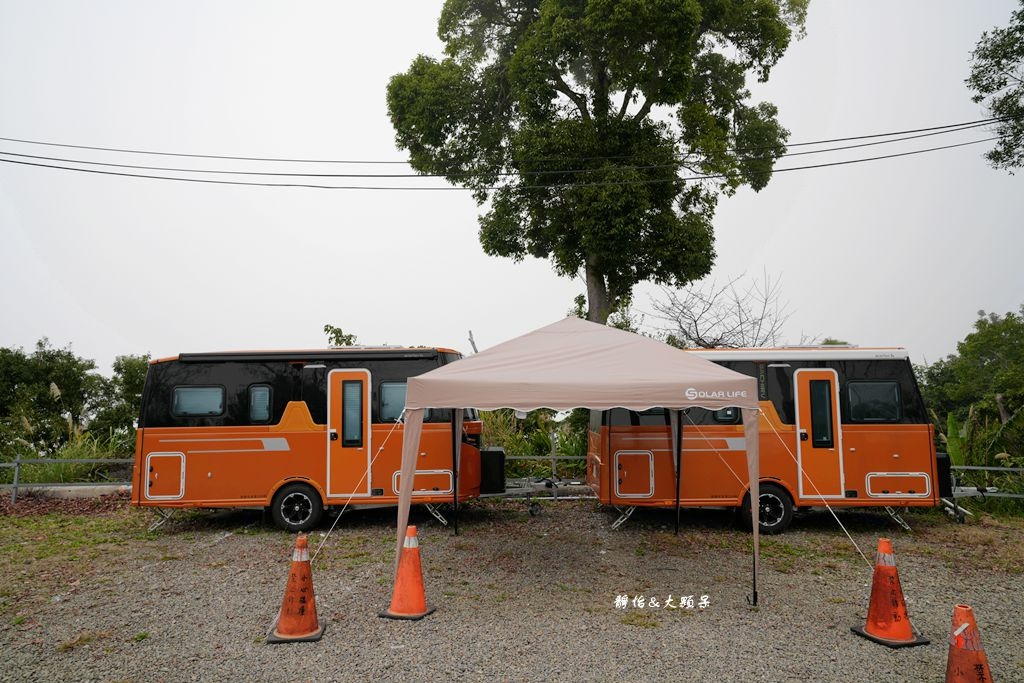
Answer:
[173,348,450,364]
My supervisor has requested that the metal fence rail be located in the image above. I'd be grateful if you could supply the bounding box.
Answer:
[502,453,587,483]
[950,464,1024,500]
[0,454,134,504]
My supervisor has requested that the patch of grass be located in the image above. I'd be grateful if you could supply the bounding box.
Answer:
[773,557,797,574]
[57,630,112,652]
[341,550,370,559]
[898,515,1024,574]
[760,538,814,558]
[12,614,26,625]
[0,508,148,616]
[130,632,148,643]
[0,512,148,562]
[619,612,660,628]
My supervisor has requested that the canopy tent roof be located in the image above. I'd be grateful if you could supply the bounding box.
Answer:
[393,317,763,606]
[405,316,759,412]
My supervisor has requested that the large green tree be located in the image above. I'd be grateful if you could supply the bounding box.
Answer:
[927,307,1024,422]
[89,354,151,452]
[967,1,1024,171]
[919,306,1024,468]
[0,342,149,458]
[387,0,806,322]
[0,340,105,457]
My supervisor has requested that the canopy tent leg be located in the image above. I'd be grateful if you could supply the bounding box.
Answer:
[671,409,683,535]
[451,409,463,536]
[747,553,759,607]
[742,407,761,608]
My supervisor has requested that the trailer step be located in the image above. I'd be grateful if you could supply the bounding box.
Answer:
[424,503,448,526]
[148,507,176,532]
[611,505,636,530]
[884,505,912,531]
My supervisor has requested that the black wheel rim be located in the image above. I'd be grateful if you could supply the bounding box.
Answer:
[281,492,312,525]
[759,492,785,528]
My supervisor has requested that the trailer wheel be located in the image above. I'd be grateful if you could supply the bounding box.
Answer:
[271,482,324,532]
[741,483,794,535]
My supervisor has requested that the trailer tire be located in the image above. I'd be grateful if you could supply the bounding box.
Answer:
[741,483,794,535]
[270,482,324,532]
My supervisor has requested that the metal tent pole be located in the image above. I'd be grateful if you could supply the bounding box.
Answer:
[451,411,459,536]
[674,410,683,535]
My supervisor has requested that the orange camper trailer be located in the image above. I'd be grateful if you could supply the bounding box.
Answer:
[131,347,482,531]
[586,347,952,533]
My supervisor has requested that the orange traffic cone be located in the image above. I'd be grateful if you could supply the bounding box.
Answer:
[945,604,993,682]
[267,534,326,643]
[379,525,435,620]
[851,538,929,648]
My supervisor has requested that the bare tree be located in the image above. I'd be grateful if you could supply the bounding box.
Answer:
[650,271,791,348]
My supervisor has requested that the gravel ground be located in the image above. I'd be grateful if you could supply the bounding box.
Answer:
[1,495,1022,682]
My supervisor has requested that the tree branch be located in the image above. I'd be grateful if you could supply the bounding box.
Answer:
[999,67,1024,86]
[554,75,591,121]
[633,97,654,122]
[649,272,791,348]
[616,85,635,119]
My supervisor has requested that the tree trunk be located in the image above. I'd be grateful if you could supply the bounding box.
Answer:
[995,394,1011,425]
[585,256,611,324]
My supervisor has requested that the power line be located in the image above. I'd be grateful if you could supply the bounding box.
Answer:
[781,116,1012,148]
[0,115,1014,167]
[0,120,1002,180]
[0,136,1003,190]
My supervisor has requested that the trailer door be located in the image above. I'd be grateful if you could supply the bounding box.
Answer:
[794,369,844,499]
[144,452,185,500]
[327,369,372,498]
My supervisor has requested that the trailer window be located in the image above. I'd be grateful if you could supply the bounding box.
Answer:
[637,408,667,426]
[809,380,834,448]
[608,408,669,426]
[172,386,224,417]
[249,385,272,423]
[848,381,901,422]
[714,407,740,424]
[380,382,407,422]
[342,380,363,447]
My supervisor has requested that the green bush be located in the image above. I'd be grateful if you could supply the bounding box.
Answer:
[481,409,588,480]
[0,433,127,485]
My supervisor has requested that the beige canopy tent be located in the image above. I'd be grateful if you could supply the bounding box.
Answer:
[394,317,764,604]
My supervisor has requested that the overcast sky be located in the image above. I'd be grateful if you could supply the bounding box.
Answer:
[1,1,1021,374]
